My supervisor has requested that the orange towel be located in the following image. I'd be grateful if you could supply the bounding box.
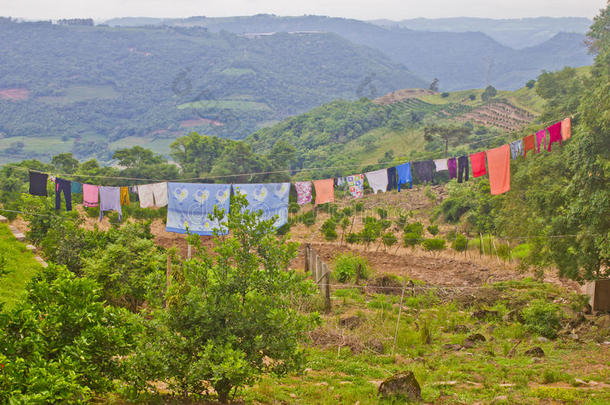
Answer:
[523,134,536,156]
[120,186,130,206]
[561,117,571,141]
[486,144,511,195]
[313,179,334,205]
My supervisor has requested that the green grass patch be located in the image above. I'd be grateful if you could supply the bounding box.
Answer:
[178,99,272,112]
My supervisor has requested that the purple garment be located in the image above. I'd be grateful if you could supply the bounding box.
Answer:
[536,129,547,153]
[447,158,457,179]
[99,186,122,222]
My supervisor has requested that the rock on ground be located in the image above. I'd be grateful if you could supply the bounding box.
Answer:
[378,371,421,401]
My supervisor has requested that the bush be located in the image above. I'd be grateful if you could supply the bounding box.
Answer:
[469,94,476,100]
[323,227,338,241]
[441,92,450,98]
[422,238,446,251]
[288,202,300,214]
[395,213,408,229]
[376,207,388,219]
[427,224,439,236]
[403,232,422,248]
[346,232,359,244]
[381,232,398,250]
[521,300,563,339]
[332,252,371,283]
[354,202,364,213]
[451,233,468,252]
[404,222,424,236]
[301,210,317,226]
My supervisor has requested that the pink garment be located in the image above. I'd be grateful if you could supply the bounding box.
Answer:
[294,181,313,205]
[536,129,546,153]
[82,184,99,207]
[546,122,562,151]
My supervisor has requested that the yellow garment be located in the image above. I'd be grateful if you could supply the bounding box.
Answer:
[120,186,130,206]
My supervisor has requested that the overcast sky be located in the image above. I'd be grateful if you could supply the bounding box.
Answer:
[0,0,605,21]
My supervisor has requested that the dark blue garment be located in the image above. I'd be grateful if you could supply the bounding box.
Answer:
[457,155,469,183]
[55,178,72,211]
[395,163,412,191]
[386,167,398,191]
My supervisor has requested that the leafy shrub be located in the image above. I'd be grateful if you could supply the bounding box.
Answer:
[469,94,476,100]
[512,243,531,260]
[376,207,388,219]
[341,207,354,217]
[521,300,563,339]
[323,227,338,241]
[354,202,364,213]
[332,252,371,283]
[403,232,422,248]
[395,213,408,229]
[496,242,512,260]
[301,210,317,226]
[427,224,439,236]
[404,222,424,236]
[441,92,450,98]
[346,232,359,244]
[381,232,398,249]
[422,238,446,251]
[451,233,468,252]
[0,265,137,403]
[288,202,300,214]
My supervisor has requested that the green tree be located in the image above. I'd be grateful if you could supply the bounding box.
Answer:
[481,85,497,101]
[51,152,79,174]
[131,193,319,402]
[424,124,471,157]
[112,146,164,168]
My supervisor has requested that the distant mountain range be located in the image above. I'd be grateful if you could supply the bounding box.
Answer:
[106,14,594,91]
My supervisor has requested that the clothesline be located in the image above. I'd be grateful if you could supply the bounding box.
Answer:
[0,114,573,184]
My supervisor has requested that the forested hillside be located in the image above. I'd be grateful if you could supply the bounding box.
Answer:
[108,14,594,90]
[0,18,424,162]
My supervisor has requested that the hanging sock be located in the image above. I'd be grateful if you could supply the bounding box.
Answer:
[313,179,334,205]
[536,129,547,153]
[470,151,487,178]
[29,171,48,196]
[486,145,511,195]
[546,122,562,151]
[120,186,130,206]
[561,117,571,141]
[387,167,398,191]
[82,184,99,207]
[294,181,313,205]
[412,160,435,183]
[447,158,457,179]
[509,139,524,159]
[433,158,448,172]
[365,169,388,194]
[70,182,82,194]
[523,134,536,157]
[346,174,365,198]
[395,162,412,191]
[457,156,469,183]
[99,186,122,222]
[55,178,72,211]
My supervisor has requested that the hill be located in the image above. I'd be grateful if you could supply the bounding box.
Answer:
[107,15,595,91]
[370,16,592,49]
[0,18,424,163]
[248,84,545,177]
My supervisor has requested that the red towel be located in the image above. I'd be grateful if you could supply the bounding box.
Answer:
[313,178,334,205]
[486,144,511,195]
[561,117,571,141]
[523,134,536,156]
[546,122,562,151]
[470,151,487,178]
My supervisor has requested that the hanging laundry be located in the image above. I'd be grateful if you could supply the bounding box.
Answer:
[457,156,469,183]
[233,183,290,228]
[561,117,571,141]
[395,162,412,191]
[99,186,122,222]
[486,144,511,195]
[365,169,389,194]
[346,174,365,198]
[447,158,457,179]
[523,134,536,156]
[120,186,130,206]
[130,185,139,202]
[294,181,313,205]
[71,182,82,194]
[412,160,435,183]
[55,178,72,211]
[536,129,546,153]
[28,171,48,196]
[546,122,562,151]
[166,183,231,235]
[334,177,348,191]
[137,184,154,208]
[313,179,334,205]
[470,152,487,178]
[509,139,524,159]
[387,167,398,191]
[152,182,168,207]
[82,184,99,207]
[433,158,448,172]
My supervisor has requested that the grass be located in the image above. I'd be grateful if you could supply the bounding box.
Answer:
[0,223,41,309]
[239,278,610,404]
[37,85,120,105]
[177,99,272,112]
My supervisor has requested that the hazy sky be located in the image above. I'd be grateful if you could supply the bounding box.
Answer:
[0,0,605,21]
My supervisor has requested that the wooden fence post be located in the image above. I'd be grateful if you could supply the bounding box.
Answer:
[305,243,311,274]
[166,253,172,289]
[323,263,331,312]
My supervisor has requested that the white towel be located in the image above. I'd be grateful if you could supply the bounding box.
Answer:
[137,184,155,208]
[152,182,168,207]
[434,159,448,172]
[365,169,388,194]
